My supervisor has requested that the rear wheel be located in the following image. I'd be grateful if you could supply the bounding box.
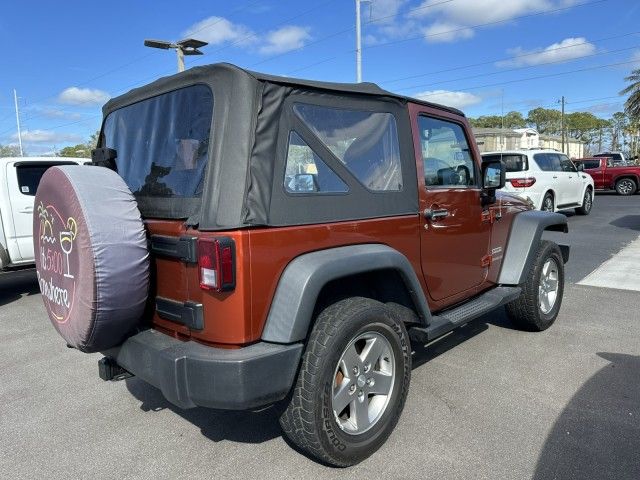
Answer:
[615,178,637,196]
[575,188,593,215]
[280,297,411,467]
[506,240,564,331]
[541,192,554,212]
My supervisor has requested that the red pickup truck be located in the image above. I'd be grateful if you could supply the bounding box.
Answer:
[575,157,640,195]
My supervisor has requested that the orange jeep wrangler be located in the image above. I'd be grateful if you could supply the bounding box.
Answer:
[35,63,569,467]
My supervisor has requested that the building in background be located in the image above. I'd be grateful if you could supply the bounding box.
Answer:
[473,127,584,158]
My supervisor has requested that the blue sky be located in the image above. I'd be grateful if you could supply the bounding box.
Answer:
[0,0,639,155]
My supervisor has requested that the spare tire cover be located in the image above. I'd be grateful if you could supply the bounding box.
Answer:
[34,165,149,352]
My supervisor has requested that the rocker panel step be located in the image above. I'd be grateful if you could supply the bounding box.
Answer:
[409,286,521,343]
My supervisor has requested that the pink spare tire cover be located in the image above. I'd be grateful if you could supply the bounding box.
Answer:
[34,165,149,352]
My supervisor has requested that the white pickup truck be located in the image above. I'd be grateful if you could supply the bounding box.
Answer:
[1,157,88,271]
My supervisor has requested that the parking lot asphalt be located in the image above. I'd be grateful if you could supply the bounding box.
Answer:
[1,193,639,480]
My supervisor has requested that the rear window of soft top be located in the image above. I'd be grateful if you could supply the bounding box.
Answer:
[102,84,213,199]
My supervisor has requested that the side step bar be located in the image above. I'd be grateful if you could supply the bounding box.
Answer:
[409,286,521,344]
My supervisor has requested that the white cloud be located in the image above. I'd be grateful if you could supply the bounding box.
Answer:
[181,16,257,47]
[181,17,310,56]
[413,90,482,109]
[259,26,311,55]
[422,22,474,43]
[11,130,82,144]
[410,0,577,44]
[58,87,110,106]
[370,0,409,25]
[497,37,596,67]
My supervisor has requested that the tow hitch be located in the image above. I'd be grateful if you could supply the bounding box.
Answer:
[98,357,132,381]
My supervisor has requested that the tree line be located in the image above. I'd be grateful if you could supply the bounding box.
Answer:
[469,108,639,157]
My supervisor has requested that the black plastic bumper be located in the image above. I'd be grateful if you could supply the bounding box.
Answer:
[102,329,303,410]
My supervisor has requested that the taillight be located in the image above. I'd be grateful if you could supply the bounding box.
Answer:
[509,177,536,188]
[197,238,235,292]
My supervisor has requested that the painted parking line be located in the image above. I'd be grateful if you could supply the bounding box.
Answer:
[578,235,640,292]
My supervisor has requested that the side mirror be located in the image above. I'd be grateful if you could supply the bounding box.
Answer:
[576,163,584,171]
[482,160,505,190]
[481,160,505,206]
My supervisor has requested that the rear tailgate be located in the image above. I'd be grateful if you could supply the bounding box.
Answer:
[145,221,254,346]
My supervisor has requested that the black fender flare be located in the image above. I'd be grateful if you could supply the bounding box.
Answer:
[260,244,432,343]
[498,210,569,286]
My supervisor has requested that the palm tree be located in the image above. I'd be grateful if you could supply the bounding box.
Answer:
[620,69,640,118]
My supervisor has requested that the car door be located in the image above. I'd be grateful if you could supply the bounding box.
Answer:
[559,154,583,204]
[7,161,76,262]
[411,107,492,304]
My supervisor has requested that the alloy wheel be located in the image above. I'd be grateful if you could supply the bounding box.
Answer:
[539,258,559,314]
[332,331,395,435]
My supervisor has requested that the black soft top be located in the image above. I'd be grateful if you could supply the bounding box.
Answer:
[103,62,464,117]
[100,63,464,229]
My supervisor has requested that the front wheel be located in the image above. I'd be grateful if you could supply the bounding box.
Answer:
[615,178,637,196]
[575,188,593,215]
[506,240,564,331]
[280,297,411,467]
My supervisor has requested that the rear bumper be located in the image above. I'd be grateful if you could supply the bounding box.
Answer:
[102,329,303,410]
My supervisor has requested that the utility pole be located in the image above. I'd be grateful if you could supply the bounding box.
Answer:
[560,95,565,154]
[13,89,23,157]
[355,0,371,83]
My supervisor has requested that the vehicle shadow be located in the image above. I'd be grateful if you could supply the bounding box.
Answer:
[610,215,640,232]
[0,269,39,307]
[533,352,640,480]
[123,309,513,448]
[124,376,284,444]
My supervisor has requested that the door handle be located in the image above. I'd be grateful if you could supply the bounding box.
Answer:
[20,207,34,214]
[552,176,558,179]
[424,208,449,220]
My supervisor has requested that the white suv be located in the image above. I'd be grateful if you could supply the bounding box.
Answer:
[481,149,595,215]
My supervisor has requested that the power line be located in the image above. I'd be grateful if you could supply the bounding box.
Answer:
[279,0,615,78]
[379,30,640,85]
[237,0,457,68]
[400,58,637,98]
[1,0,266,125]
[362,0,609,51]
[388,43,639,91]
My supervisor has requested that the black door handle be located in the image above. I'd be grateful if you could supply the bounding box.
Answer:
[424,208,449,220]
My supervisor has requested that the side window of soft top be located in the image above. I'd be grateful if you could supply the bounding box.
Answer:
[292,103,403,192]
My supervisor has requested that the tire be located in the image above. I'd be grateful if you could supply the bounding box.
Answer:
[505,240,564,331]
[280,297,411,467]
[575,188,593,215]
[541,192,554,212]
[615,178,637,196]
[34,165,149,352]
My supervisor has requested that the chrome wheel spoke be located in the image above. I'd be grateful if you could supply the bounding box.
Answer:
[341,343,362,372]
[362,337,385,368]
[333,380,353,414]
[368,371,393,395]
[353,396,370,431]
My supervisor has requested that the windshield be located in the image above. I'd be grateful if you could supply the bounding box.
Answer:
[103,85,213,199]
